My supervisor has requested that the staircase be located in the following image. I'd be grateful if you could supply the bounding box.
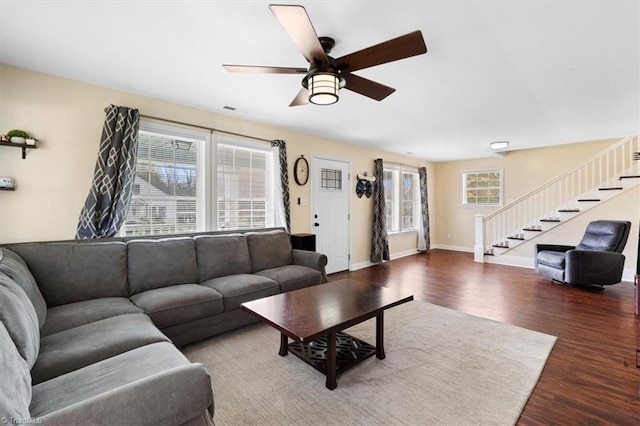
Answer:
[474,135,640,262]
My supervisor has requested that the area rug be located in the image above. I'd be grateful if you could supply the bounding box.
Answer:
[182,301,557,425]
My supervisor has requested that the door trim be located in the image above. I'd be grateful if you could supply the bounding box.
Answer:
[311,154,352,272]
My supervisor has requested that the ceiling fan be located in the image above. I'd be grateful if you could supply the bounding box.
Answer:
[223,4,428,107]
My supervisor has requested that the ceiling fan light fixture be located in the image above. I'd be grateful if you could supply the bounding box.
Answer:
[308,73,339,105]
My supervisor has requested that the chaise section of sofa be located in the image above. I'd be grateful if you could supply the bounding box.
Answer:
[0,247,214,425]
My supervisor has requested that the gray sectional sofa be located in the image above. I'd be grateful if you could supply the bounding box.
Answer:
[0,229,328,425]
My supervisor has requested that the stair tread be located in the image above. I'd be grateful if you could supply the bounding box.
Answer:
[558,209,580,212]
[540,219,561,222]
[507,236,525,240]
[598,187,623,190]
[619,175,640,179]
[523,227,542,232]
[492,244,509,248]
[577,198,601,202]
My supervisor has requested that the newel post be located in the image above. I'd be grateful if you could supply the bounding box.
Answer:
[474,214,485,263]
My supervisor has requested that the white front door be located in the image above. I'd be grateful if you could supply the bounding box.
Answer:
[312,157,350,274]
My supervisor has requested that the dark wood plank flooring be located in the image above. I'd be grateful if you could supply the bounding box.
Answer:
[330,249,640,424]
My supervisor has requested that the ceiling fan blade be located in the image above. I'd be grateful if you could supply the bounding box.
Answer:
[343,74,395,101]
[269,4,328,65]
[335,30,427,73]
[289,87,309,107]
[223,65,308,74]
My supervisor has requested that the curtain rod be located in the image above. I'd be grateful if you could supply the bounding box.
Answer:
[139,114,273,143]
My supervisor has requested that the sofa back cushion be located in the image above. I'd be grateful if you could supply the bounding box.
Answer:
[195,234,251,281]
[7,242,128,307]
[246,230,292,273]
[127,238,199,295]
[0,272,39,368]
[0,321,32,422]
[0,248,47,328]
[575,220,631,252]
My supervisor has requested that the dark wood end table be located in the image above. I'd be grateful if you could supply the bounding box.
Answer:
[241,278,413,390]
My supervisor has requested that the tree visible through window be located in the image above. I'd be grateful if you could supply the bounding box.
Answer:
[463,169,502,206]
[123,129,203,236]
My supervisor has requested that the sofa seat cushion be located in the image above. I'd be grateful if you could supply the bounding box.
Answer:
[0,247,47,328]
[0,272,40,367]
[31,342,213,425]
[256,265,323,293]
[201,274,279,311]
[32,313,170,385]
[41,297,143,337]
[0,322,32,422]
[537,250,566,269]
[130,284,224,329]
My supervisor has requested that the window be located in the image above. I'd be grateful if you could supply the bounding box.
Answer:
[122,123,207,236]
[383,164,420,233]
[321,168,342,190]
[462,169,503,206]
[216,140,275,230]
[122,121,281,236]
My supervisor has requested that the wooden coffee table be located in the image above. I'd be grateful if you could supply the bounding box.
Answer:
[240,278,413,390]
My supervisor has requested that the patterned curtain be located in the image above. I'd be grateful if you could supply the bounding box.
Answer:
[271,139,291,232]
[417,166,431,251]
[371,158,390,263]
[76,105,140,239]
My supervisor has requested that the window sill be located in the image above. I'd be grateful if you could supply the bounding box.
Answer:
[388,229,418,236]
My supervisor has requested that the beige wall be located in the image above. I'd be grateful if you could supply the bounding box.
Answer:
[433,140,639,269]
[0,65,433,267]
[2,64,636,273]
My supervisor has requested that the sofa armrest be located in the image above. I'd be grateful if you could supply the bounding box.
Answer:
[292,249,329,283]
[565,250,626,285]
[39,364,214,426]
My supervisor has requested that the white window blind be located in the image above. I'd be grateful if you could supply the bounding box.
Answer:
[216,142,274,230]
[123,127,205,236]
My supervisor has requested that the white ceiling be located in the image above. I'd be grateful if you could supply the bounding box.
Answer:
[1,1,638,162]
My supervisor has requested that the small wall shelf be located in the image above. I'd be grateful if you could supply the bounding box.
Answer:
[0,141,38,159]
[0,187,16,191]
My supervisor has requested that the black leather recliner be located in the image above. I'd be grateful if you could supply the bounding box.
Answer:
[534,220,631,287]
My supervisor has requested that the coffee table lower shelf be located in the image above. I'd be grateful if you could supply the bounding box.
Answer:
[287,332,377,379]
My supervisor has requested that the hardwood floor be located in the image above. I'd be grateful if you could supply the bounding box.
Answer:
[330,249,640,424]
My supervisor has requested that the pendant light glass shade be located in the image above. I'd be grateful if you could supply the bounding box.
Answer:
[308,73,339,105]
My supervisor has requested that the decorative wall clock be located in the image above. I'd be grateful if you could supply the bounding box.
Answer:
[294,155,309,185]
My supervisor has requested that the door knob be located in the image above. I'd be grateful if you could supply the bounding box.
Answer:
[314,222,320,227]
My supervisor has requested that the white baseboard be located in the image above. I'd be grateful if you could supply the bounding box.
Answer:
[430,244,474,253]
[622,268,636,282]
[390,249,419,260]
[485,254,535,269]
[350,260,375,271]
[350,249,419,271]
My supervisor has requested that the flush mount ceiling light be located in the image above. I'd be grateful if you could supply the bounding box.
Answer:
[490,141,509,150]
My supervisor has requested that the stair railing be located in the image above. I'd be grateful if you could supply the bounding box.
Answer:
[474,135,639,262]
